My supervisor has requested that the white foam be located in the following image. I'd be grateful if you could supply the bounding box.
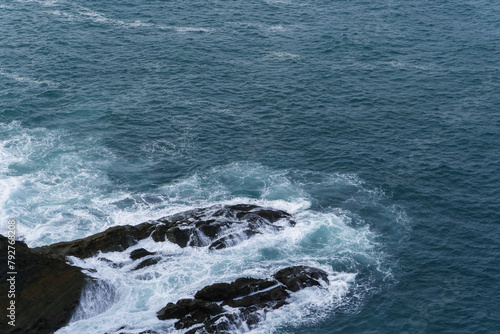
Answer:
[16,0,59,6]
[17,0,213,34]
[265,51,301,61]
[0,122,118,245]
[0,68,58,87]
[263,0,294,5]
[227,21,290,35]
[386,60,437,71]
[70,279,117,322]
[45,4,212,33]
[267,24,287,32]
[174,26,212,33]
[0,177,23,235]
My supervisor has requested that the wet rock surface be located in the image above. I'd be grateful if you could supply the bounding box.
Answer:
[130,248,156,260]
[132,256,162,271]
[157,266,329,333]
[34,223,154,259]
[0,235,88,334]
[35,204,295,259]
[151,204,296,250]
[274,265,330,292]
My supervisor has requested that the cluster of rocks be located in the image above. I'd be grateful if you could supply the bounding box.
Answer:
[0,204,329,334]
[157,266,329,333]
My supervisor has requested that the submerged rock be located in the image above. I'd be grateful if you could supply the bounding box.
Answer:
[0,235,88,334]
[35,204,295,259]
[157,266,329,333]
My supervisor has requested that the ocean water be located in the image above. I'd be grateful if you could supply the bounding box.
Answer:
[1,0,499,333]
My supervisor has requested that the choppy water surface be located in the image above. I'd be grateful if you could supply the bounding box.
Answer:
[1,0,499,333]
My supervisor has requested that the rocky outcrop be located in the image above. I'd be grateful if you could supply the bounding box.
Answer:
[157,266,329,333]
[34,223,154,259]
[0,235,88,334]
[150,204,296,250]
[35,204,296,258]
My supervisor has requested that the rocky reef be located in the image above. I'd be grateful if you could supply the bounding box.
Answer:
[157,266,329,333]
[0,204,332,334]
[34,204,296,258]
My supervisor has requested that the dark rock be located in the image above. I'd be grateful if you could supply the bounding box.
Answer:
[152,204,295,250]
[245,311,261,329]
[273,266,329,292]
[130,248,156,260]
[194,282,237,301]
[0,235,88,334]
[157,300,191,320]
[132,257,161,271]
[157,298,224,322]
[223,285,289,308]
[157,266,330,333]
[232,277,277,296]
[194,277,277,302]
[0,205,296,334]
[199,313,242,334]
[34,222,155,259]
[158,276,283,331]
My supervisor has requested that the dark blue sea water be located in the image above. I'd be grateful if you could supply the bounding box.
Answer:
[1,0,499,333]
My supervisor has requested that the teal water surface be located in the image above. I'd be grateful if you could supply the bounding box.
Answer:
[1,0,499,333]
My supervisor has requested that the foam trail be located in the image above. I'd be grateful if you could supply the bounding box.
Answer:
[265,51,301,61]
[0,68,58,87]
[44,4,212,33]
